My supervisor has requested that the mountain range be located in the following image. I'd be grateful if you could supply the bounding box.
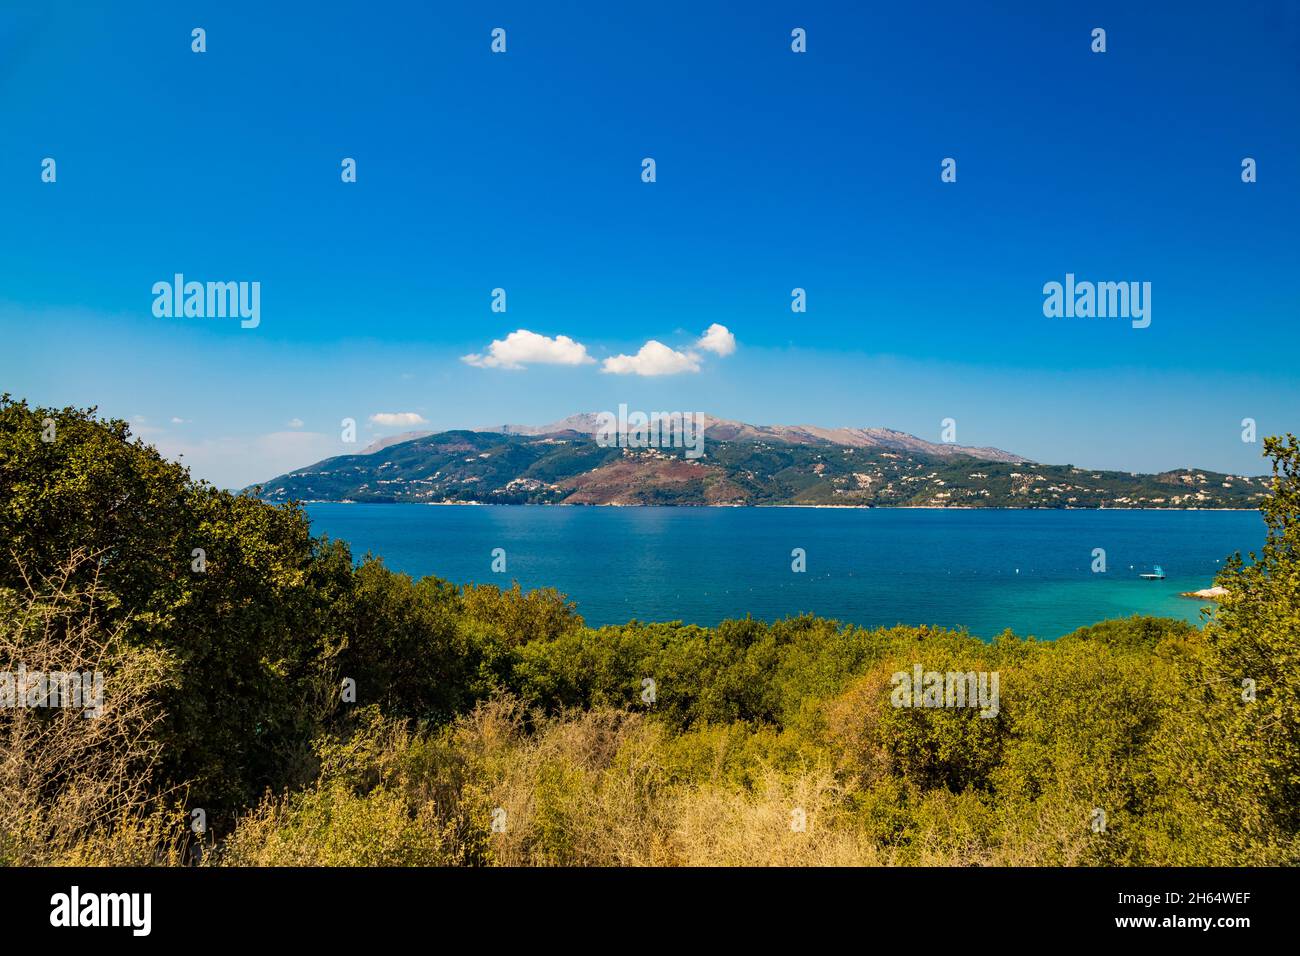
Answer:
[253,414,1269,509]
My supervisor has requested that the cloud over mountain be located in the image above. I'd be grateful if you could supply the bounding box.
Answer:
[602,340,701,376]
[461,329,595,369]
[465,325,736,376]
[602,324,737,376]
[370,412,428,427]
[696,323,736,356]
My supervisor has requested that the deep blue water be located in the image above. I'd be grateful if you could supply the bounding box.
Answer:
[303,505,1264,639]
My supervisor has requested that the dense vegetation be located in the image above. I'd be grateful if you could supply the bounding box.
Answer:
[256,428,1268,508]
[1,394,1296,866]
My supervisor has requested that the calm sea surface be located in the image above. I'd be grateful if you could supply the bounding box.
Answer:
[304,505,1263,639]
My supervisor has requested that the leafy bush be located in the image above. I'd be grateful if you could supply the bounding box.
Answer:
[3,395,1297,866]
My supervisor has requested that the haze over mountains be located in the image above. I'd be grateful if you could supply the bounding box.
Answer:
[259,413,1268,509]
[360,413,1028,463]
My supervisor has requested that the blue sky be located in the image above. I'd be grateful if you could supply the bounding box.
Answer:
[1,1,1297,488]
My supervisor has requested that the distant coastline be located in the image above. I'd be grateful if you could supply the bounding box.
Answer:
[254,421,1270,511]
[284,499,1261,512]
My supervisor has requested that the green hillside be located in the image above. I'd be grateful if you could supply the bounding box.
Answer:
[255,431,1269,509]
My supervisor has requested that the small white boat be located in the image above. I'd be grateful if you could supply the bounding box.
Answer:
[1139,565,1166,580]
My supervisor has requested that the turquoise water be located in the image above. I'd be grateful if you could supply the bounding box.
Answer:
[303,505,1264,639]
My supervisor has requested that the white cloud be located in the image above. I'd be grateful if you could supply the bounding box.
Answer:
[602,340,701,376]
[370,412,428,427]
[287,417,304,428]
[696,323,736,356]
[170,416,189,425]
[462,329,594,370]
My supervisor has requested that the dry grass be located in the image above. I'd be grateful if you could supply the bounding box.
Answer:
[0,551,182,865]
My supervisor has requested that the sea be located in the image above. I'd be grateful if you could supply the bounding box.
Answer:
[303,504,1263,640]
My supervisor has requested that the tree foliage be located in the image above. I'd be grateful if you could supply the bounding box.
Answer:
[2,396,1296,865]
